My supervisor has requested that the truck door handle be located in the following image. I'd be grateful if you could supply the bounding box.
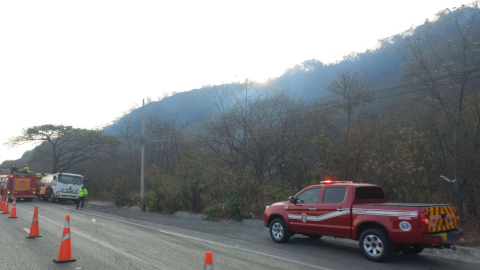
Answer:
[309,208,317,211]
[337,208,348,211]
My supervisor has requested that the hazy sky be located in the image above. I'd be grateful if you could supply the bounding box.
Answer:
[0,0,468,164]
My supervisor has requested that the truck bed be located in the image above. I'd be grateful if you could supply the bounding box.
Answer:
[354,203,452,207]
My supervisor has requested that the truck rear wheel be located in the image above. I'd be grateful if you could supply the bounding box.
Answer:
[359,228,391,262]
[269,218,290,243]
[399,244,424,255]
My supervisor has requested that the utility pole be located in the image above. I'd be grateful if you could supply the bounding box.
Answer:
[140,99,145,201]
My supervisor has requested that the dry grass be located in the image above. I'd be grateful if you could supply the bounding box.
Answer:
[457,222,480,247]
[86,191,112,202]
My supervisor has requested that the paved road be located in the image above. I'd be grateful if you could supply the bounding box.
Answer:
[0,200,478,270]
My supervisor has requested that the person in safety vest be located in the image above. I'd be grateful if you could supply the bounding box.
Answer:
[22,164,30,173]
[76,185,88,210]
[39,186,47,200]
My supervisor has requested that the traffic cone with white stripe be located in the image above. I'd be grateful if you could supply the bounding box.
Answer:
[204,251,213,270]
[8,198,17,218]
[26,206,41,238]
[53,215,76,263]
[2,196,9,214]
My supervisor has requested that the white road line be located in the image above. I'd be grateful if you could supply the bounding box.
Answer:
[16,207,162,270]
[45,204,333,270]
[23,228,30,234]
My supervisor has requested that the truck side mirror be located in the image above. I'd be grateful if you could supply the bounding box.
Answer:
[289,196,296,204]
[53,175,57,180]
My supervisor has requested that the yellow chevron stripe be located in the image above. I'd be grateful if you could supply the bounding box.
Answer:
[436,207,443,232]
[444,207,452,231]
[448,206,456,230]
[440,207,447,231]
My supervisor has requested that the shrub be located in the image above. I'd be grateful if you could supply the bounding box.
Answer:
[107,174,129,206]
[225,196,245,221]
[204,206,219,221]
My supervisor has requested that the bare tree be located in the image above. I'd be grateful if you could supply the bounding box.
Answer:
[400,4,480,222]
[327,69,372,178]
[327,69,372,138]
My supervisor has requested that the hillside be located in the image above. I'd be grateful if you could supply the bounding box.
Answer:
[3,5,480,242]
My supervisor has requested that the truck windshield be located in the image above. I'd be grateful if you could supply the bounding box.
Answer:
[59,175,83,185]
[355,187,385,200]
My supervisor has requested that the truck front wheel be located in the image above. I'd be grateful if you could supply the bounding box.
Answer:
[399,244,424,255]
[269,218,290,243]
[50,193,56,203]
[359,229,391,262]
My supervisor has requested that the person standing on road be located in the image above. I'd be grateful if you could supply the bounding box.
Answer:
[76,185,88,210]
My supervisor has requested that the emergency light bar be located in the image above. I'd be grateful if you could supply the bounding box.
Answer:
[321,180,353,184]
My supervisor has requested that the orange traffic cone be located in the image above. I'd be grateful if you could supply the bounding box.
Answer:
[8,198,17,218]
[54,215,76,263]
[0,195,3,211]
[2,196,9,214]
[26,206,41,238]
[204,251,214,270]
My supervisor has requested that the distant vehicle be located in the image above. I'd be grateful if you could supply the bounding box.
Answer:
[40,173,84,203]
[1,169,38,201]
[264,180,463,262]
[0,174,7,191]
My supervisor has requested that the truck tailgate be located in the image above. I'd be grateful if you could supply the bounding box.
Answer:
[425,206,458,232]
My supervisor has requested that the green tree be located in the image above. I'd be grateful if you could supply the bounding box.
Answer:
[7,124,118,173]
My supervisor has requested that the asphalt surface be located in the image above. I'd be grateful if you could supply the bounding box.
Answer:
[0,200,478,270]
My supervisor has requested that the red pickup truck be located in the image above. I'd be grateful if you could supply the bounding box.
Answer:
[264,181,463,262]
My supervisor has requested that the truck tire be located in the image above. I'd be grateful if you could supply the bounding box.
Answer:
[359,228,391,262]
[307,234,323,240]
[50,193,56,203]
[269,218,290,243]
[399,244,424,255]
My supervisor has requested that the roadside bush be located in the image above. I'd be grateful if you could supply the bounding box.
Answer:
[145,165,183,213]
[107,174,129,206]
[225,195,245,221]
[204,206,218,221]
[145,192,162,212]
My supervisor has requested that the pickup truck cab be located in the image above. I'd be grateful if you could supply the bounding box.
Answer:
[264,181,463,262]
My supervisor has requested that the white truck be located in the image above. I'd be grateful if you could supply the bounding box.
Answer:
[40,173,84,203]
